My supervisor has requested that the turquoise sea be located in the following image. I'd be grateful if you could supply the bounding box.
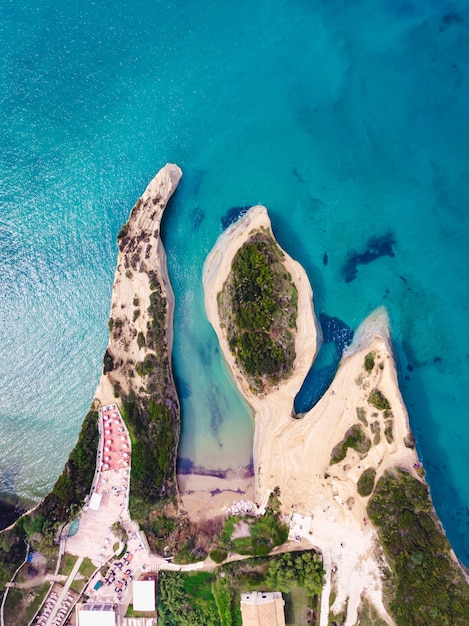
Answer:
[1,1,468,564]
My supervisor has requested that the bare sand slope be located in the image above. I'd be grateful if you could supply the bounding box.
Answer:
[203,206,427,624]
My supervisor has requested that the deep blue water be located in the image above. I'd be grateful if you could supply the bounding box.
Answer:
[0,0,468,565]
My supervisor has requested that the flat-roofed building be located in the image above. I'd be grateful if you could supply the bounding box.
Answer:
[133,579,156,612]
[78,603,117,626]
[88,492,102,511]
[240,591,286,626]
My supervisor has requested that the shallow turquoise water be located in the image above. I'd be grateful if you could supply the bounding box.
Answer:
[0,1,468,564]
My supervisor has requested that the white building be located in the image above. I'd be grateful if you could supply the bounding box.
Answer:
[133,579,156,612]
[78,603,117,626]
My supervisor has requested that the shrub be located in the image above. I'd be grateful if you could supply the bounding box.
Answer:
[103,349,114,373]
[210,548,228,564]
[220,508,288,557]
[364,352,375,373]
[331,424,371,464]
[137,332,146,349]
[384,421,394,443]
[368,389,391,411]
[357,468,377,497]
[356,407,368,426]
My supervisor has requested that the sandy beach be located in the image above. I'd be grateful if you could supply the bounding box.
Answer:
[178,471,256,522]
[202,205,426,624]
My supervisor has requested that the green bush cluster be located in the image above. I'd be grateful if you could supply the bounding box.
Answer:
[210,548,228,564]
[265,551,324,596]
[384,420,394,444]
[0,529,27,589]
[367,469,469,625]
[123,395,177,514]
[38,410,99,529]
[212,575,234,626]
[368,389,391,411]
[220,232,297,393]
[158,572,219,626]
[364,352,375,373]
[370,420,381,445]
[157,551,324,626]
[330,424,371,464]
[356,406,368,426]
[221,508,289,557]
[357,468,377,497]
[137,331,145,349]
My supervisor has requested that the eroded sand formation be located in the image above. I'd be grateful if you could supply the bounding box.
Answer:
[203,205,431,624]
[94,163,181,411]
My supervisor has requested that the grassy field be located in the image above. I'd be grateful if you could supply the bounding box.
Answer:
[157,551,324,626]
[4,581,50,626]
[284,586,310,626]
[79,556,96,578]
[58,552,78,577]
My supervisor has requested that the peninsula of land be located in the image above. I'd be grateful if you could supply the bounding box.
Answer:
[203,205,469,625]
[1,166,468,626]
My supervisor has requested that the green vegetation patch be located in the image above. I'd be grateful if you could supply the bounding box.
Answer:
[158,551,324,626]
[384,420,393,444]
[58,553,78,577]
[330,424,371,465]
[265,551,324,596]
[33,409,99,538]
[364,352,376,373]
[158,571,219,626]
[356,596,389,626]
[221,496,289,558]
[79,556,96,579]
[367,468,469,625]
[356,406,368,426]
[219,231,298,393]
[370,420,380,445]
[210,548,228,564]
[122,393,178,520]
[357,468,377,497]
[222,509,289,557]
[368,389,391,411]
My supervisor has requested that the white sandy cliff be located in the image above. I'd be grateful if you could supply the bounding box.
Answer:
[94,163,181,408]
